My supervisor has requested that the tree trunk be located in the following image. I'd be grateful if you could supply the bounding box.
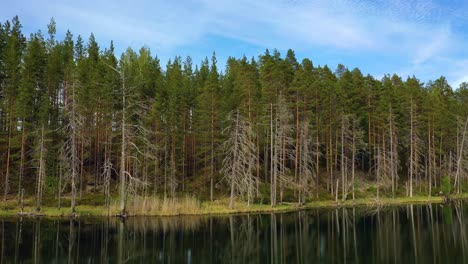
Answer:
[120,74,127,216]
[3,110,13,201]
[455,117,468,194]
[36,125,46,211]
[352,125,356,201]
[210,94,215,202]
[341,117,345,201]
[70,83,78,215]
[18,126,26,201]
[427,119,431,197]
[229,111,240,209]
[390,107,395,197]
[295,93,299,195]
[270,103,275,207]
[316,117,320,199]
[409,99,414,197]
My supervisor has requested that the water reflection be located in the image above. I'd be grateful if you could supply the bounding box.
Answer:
[1,202,468,263]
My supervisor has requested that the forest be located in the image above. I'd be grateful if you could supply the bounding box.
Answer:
[0,16,468,215]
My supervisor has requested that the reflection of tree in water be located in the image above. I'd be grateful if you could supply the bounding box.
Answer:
[454,201,468,260]
[111,215,210,263]
[33,218,40,263]
[2,203,468,263]
[114,215,207,234]
[224,215,262,264]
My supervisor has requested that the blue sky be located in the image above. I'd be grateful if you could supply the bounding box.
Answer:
[2,0,468,88]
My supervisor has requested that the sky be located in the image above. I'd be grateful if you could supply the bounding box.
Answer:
[1,0,468,88]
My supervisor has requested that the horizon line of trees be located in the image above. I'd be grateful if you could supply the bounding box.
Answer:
[1,16,467,213]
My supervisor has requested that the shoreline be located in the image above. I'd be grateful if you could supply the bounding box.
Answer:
[1,194,467,218]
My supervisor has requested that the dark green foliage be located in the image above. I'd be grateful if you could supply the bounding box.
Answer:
[442,175,451,195]
[0,17,467,205]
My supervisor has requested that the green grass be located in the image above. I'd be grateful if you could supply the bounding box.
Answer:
[2,193,468,217]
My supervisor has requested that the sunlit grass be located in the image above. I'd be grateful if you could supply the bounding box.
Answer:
[2,193,468,217]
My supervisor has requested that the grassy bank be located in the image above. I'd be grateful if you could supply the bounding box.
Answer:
[1,193,468,217]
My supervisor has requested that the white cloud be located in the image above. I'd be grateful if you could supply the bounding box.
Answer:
[2,0,467,86]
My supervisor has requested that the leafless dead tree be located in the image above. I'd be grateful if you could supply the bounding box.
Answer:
[297,120,317,204]
[221,110,258,208]
[454,117,468,194]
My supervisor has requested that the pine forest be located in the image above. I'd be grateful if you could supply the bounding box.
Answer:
[1,16,468,216]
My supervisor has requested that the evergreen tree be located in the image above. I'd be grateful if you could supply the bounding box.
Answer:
[2,16,25,201]
[16,31,46,197]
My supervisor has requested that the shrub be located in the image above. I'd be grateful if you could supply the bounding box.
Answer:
[441,175,451,195]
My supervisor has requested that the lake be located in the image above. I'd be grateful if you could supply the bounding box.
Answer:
[1,201,468,263]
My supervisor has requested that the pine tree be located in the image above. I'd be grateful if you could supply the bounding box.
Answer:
[16,31,46,199]
[3,16,25,201]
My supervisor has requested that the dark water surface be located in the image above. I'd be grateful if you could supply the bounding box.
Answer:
[1,202,468,263]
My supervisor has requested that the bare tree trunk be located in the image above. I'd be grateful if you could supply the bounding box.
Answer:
[70,83,78,215]
[18,127,26,202]
[455,117,468,194]
[58,161,62,209]
[153,125,159,197]
[36,125,46,212]
[256,132,261,198]
[103,138,112,217]
[335,179,339,203]
[211,94,215,202]
[390,107,395,197]
[428,119,432,197]
[171,136,176,199]
[182,115,186,192]
[326,131,330,193]
[298,127,303,205]
[409,99,414,197]
[79,140,84,199]
[164,140,167,199]
[270,103,275,207]
[432,127,437,188]
[223,110,257,208]
[376,134,380,200]
[295,94,299,196]
[352,125,356,201]
[229,112,240,209]
[281,135,286,204]
[316,117,320,199]
[330,129,334,196]
[3,110,13,201]
[120,73,127,216]
[341,117,345,201]
[273,112,278,207]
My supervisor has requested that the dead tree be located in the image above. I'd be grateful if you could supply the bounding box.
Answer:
[35,126,47,212]
[388,107,399,197]
[351,117,365,201]
[269,94,295,206]
[221,110,257,209]
[63,81,82,215]
[338,115,365,201]
[408,98,423,197]
[340,115,352,201]
[454,117,468,194]
[375,133,392,199]
[105,53,154,216]
[297,120,317,205]
[102,144,113,216]
[374,109,398,199]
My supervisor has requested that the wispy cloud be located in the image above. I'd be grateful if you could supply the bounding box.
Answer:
[1,0,467,87]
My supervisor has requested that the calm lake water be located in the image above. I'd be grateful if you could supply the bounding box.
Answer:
[1,202,468,263]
